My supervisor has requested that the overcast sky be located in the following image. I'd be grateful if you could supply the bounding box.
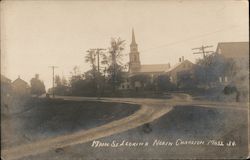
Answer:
[1,0,249,89]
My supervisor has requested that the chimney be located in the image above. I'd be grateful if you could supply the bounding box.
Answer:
[179,58,181,62]
[182,56,184,62]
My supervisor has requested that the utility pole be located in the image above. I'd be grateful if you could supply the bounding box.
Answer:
[49,66,58,98]
[192,45,213,59]
[192,45,213,88]
[95,48,106,73]
[86,48,106,99]
[95,48,106,99]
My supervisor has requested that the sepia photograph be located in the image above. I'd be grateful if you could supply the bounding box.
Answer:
[1,0,249,159]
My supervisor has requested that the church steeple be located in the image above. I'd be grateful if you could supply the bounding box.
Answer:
[130,28,138,52]
[131,28,136,45]
[129,28,141,73]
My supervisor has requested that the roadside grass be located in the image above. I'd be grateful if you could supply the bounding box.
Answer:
[1,98,140,148]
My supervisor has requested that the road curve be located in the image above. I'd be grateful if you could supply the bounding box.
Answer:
[2,97,172,160]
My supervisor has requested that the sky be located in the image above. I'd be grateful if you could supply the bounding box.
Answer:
[1,0,249,89]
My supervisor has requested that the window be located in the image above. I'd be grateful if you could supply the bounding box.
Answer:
[170,76,173,82]
[224,76,228,82]
[219,77,222,82]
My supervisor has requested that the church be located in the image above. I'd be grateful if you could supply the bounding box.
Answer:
[128,29,171,75]
[119,29,195,90]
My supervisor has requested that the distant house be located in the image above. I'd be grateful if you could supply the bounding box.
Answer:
[216,42,249,59]
[165,58,195,84]
[12,76,30,96]
[215,42,249,84]
[1,74,12,96]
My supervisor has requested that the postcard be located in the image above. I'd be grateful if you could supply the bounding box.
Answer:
[1,0,249,159]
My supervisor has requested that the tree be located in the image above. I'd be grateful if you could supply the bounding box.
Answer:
[155,75,176,91]
[105,37,126,92]
[69,66,85,95]
[194,52,248,101]
[55,75,62,87]
[224,58,248,102]
[85,49,97,79]
[130,74,152,91]
[30,74,46,96]
[70,66,81,77]
[177,71,195,90]
[61,76,68,86]
[53,75,69,95]
[194,53,238,86]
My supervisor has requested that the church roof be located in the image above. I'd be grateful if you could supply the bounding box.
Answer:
[140,64,171,73]
[216,42,249,58]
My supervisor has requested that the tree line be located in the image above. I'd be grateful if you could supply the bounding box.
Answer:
[44,37,247,99]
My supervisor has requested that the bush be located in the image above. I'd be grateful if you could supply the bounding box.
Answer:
[223,85,237,95]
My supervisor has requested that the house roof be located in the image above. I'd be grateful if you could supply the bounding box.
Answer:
[216,42,249,58]
[1,74,11,83]
[166,59,194,73]
[139,64,171,73]
[12,77,29,86]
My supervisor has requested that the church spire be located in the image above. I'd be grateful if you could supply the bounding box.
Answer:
[131,28,136,45]
[129,28,140,73]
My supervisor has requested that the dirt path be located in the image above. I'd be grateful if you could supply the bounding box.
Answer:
[1,98,172,160]
[2,95,248,160]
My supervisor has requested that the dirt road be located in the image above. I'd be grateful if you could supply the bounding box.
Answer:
[2,95,248,160]
[2,97,172,160]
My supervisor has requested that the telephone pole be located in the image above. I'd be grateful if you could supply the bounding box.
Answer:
[95,48,106,99]
[49,66,58,98]
[94,48,106,73]
[86,48,106,99]
[192,45,213,88]
[192,45,213,59]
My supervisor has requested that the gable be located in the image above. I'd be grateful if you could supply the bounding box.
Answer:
[12,78,29,87]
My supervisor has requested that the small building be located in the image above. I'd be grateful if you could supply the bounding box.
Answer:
[12,76,30,96]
